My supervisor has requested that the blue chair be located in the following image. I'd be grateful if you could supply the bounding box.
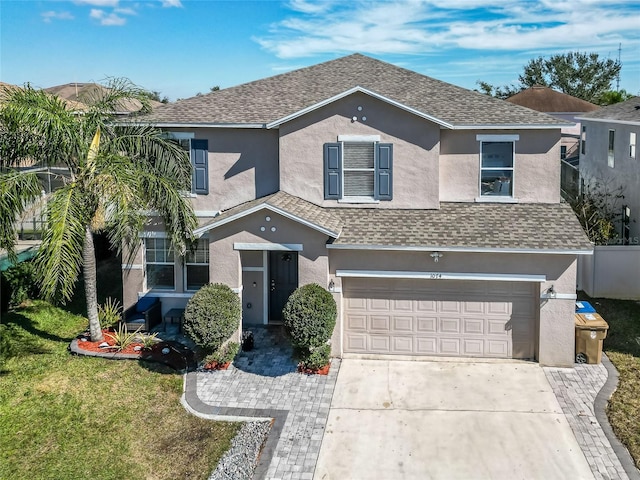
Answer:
[122,296,162,332]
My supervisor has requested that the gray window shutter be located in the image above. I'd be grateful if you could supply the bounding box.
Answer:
[375,143,393,200]
[324,143,342,199]
[191,139,208,195]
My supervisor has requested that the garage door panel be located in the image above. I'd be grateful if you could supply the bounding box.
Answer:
[344,279,536,359]
[416,337,437,354]
[345,334,367,352]
[393,316,413,332]
[370,335,391,352]
[347,314,367,330]
[392,336,413,353]
[463,339,484,355]
[464,319,484,334]
[440,317,461,333]
[416,317,437,332]
[440,338,461,355]
[370,315,391,331]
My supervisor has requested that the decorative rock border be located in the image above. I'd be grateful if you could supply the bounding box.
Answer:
[209,421,272,480]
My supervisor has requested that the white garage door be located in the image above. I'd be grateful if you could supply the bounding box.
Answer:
[343,279,537,359]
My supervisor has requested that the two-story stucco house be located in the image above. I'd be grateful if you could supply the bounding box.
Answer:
[577,96,640,243]
[124,54,591,367]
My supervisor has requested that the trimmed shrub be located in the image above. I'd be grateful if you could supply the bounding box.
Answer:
[1,260,40,311]
[183,283,241,354]
[283,283,337,350]
[204,341,240,366]
[303,344,331,371]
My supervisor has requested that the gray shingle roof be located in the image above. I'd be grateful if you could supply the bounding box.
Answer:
[331,202,592,251]
[578,96,640,123]
[197,191,591,252]
[142,54,567,128]
[196,191,343,237]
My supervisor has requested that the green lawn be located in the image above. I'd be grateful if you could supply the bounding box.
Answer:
[0,300,240,480]
[579,293,640,469]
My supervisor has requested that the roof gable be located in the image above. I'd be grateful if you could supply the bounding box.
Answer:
[142,54,568,129]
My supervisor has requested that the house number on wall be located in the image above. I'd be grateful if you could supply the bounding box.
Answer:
[430,273,442,279]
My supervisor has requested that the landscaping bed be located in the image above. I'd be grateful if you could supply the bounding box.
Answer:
[0,301,240,480]
[579,293,640,469]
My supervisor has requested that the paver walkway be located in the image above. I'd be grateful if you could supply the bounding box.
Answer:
[544,356,639,480]
[190,326,339,480]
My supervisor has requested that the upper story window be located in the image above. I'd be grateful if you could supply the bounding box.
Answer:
[167,132,209,195]
[581,126,586,155]
[324,135,393,202]
[630,132,636,159]
[477,135,519,198]
[145,237,175,290]
[185,238,210,291]
[608,129,615,168]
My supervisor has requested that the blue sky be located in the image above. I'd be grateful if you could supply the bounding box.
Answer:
[1,0,639,101]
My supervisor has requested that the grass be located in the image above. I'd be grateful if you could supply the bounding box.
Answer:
[579,293,640,469]
[0,300,240,480]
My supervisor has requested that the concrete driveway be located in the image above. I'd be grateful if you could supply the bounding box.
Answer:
[314,359,594,480]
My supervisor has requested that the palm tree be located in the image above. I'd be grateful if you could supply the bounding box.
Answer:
[0,80,197,341]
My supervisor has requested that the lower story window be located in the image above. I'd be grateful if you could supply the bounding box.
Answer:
[185,238,209,290]
[145,238,175,289]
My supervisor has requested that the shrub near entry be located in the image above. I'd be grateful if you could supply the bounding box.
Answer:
[183,283,241,354]
[283,283,337,369]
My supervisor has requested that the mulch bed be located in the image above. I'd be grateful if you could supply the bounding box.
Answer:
[298,363,330,375]
[73,329,196,371]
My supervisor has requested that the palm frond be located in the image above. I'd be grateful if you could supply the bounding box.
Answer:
[0,170,42,261]
[35,184,92,303]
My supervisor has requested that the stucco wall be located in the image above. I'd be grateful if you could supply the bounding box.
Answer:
[439,129,562,203]
[279,92,440,209]
[167,127,279,213]
[579,120,640,240]
[578,246,640,299]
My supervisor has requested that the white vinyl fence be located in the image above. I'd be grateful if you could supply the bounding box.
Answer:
[577,245,640,299]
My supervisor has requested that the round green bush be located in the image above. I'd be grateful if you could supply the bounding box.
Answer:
[283,283,337,349]
[183,283,241,353]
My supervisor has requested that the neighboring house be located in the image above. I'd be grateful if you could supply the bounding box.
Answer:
[577,96,640,243]
[44,82,162,115]
[507,85,599,164]
[126,54,591,367]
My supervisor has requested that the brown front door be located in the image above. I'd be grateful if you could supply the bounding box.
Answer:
[268,251,298,322]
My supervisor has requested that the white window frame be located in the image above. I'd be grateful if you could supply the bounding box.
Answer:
[608,129,615,168]
[144,237,176,291]
[630,132,637,159]
[476,134,519,200]
[337,134,380,202]
[581,126,586,155]
[184,237,210,292]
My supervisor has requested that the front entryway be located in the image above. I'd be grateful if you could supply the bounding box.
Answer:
[268,251,298,322]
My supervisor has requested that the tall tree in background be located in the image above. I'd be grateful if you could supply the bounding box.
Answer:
[478,51,622,104]
[0,81,197,341]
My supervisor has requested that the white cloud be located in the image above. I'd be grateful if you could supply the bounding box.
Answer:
[41,11,75,22]
[115,7,137,15]
[255,0,640,59]
[75,0,120,6]
[90,8,126,25]
[160,0,183,7]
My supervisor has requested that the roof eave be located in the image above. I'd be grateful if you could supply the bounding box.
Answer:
[326,244,593,255]
[575,117,640,127]
[193,203,340,238]
[449,123,570,130]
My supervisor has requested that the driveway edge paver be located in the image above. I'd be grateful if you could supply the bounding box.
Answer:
[183,371,288,480]
[544,355,640,480]
[597,355,640,480]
